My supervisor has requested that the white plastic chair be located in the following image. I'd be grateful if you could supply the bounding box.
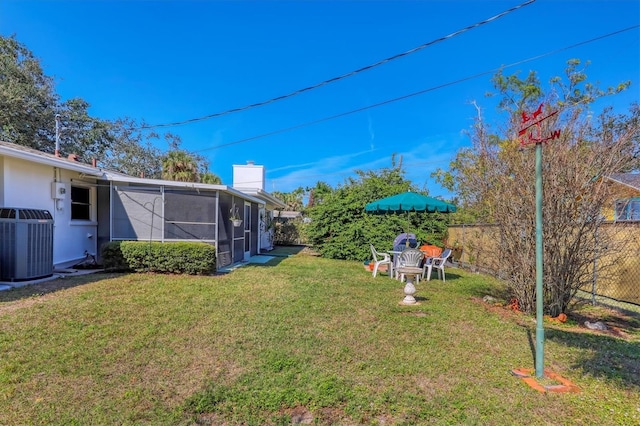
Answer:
[370,244,393,278]
[395,248,425,283]
[423,248,452,281]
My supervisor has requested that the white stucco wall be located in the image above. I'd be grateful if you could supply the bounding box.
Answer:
[1,157,98,268]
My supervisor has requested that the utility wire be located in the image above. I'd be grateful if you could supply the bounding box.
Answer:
[136,0,536,130]
[193,25,639,153]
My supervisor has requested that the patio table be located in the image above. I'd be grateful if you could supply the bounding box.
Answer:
[388,249,403,267]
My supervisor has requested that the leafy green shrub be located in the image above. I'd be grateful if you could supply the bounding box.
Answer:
[305,164,451,261]
[273,217,308,245]
[101,241,216,275]
[100,241,128,271]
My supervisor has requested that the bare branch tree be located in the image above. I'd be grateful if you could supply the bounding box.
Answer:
[439,61,639,315]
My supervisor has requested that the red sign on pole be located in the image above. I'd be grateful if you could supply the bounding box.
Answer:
[518,103,560,147]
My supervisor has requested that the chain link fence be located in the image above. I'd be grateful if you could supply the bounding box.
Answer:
[447,222,640,307]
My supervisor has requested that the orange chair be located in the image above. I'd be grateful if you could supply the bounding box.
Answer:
[419,245,442,258]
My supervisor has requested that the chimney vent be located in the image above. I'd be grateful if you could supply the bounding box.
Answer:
[233,162,265,190]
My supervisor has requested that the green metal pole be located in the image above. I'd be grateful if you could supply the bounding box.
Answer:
[535,142,545,378]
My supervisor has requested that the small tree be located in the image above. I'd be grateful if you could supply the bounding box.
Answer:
[436,60,639,315]
[101,117,164,179]
[272,188,306,211]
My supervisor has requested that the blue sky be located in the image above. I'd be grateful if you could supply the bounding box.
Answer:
[2,1,638,199]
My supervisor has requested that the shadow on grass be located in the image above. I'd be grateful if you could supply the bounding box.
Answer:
[267,245,307,257]
[0,272,126,304]
[433,272,462,281]
[545,327,640,389]
[1,246,308,303]
[222,245,308,271]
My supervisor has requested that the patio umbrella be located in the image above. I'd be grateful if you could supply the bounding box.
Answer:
[365,191,456,246]
[365,191,457,214]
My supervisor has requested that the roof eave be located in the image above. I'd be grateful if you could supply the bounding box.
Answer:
[605,174,640,192]
[234,187,286,209]
[0,144,104,177]
[105,173,266,205]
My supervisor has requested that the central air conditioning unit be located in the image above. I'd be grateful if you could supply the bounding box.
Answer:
[0,208,54,281]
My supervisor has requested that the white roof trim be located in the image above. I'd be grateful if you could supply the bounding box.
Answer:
[0,140,275,206]
[0,141,103,176]
[606,175,640,192]
[105,172,265,205]
[236,187,286,209]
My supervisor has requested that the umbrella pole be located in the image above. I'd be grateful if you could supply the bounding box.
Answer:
[405,212,410,247]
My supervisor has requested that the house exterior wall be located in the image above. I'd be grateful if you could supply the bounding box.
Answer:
[0,156,97,268]
[55,169,98,267]
[0,156,4,204]
[603,183,640,221]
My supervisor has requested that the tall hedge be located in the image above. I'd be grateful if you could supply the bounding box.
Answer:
[305,164,451,261]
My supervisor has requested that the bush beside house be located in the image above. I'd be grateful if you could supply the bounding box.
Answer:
[101,241,216,275]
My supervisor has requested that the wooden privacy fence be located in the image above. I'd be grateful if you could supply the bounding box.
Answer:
[447,222,640,306]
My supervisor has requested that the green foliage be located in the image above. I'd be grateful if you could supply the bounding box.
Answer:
[200,171,221,184]
[57,98,115,162]
[161,149,200,182]
[100,117,164,179]
[273,216,307,246]
[0,35,58,150]
[273,187,306,211]
[306,181,333,207]
[100,241,128,271]
[306,160,452,261]
[101,241,216,275]
[161,138,221,184]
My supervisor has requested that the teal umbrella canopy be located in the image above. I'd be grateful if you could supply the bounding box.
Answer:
[365,191,456,214]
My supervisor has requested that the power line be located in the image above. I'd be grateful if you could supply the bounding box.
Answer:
[135,0,536,130]
[194,25,639,153]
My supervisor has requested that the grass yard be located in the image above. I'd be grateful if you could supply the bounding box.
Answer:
[0,249,639,425]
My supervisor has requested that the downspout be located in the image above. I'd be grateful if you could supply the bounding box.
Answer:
[161,186,165,243]
[215,190,220,269]
[109,181,113,243]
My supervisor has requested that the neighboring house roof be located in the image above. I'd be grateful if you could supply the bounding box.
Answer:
[235,187,286,210]
[274,211,302,219]
[0,140,266,206]
[607,173,640,192]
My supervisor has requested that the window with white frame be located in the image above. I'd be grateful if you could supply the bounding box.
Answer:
[615,198,640,221]
[71,185,92,220]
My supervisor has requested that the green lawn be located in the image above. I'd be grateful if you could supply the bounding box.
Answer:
[1,251,638,425]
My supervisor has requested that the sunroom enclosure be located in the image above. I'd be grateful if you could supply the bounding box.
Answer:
[99,182,260,270]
